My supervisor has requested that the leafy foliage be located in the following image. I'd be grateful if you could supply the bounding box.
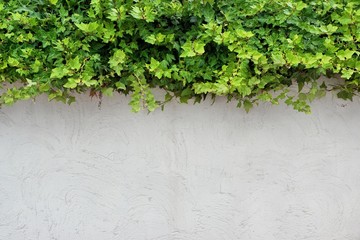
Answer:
[0,0,359,113]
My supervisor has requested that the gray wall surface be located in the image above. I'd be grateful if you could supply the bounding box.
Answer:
[0,93,360,240]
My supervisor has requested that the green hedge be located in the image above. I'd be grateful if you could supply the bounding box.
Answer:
[0,0,359,113]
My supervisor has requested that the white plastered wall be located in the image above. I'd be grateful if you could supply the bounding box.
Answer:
[0,92,360,240]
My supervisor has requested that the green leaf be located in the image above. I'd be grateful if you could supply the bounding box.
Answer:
[181,88,192,97]
[271,52,286,65]
[68,56,81,70]
[31,59,42,73]
[341,69,354,79]
[326,24,338,33]
[148,58,160,71]
[336,50,355,60]
[8,57,19,67]
[109,49,126,75]
[67,96,76,105]
[4,96,14,105]
[145,34,156,44]
[50,67,69,79]
[63,78,77,89]
[39,83,50,92]
[338,15,353,25]
[295,1,307,11]
[285,51,300,66]
[337,90,353,100]
[102,87,114,97]
[130,6,142,20]
[235,29,254,38]
[243,100,253,113]
[193,41,206,55]
[156,33,165,43]
[75,22,100,33]
[49,0,58,5]
[110,49,126,64]
[180,41,196,58]
[115,82,126,90]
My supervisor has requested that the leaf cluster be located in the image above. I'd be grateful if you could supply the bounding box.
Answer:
[0,0,359,113]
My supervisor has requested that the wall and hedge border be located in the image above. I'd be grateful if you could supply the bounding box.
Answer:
[0,0,359,113]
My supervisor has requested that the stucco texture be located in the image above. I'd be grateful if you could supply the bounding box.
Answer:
[0,93,360,240]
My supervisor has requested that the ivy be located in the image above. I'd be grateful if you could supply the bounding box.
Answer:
[0,0,359,113]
